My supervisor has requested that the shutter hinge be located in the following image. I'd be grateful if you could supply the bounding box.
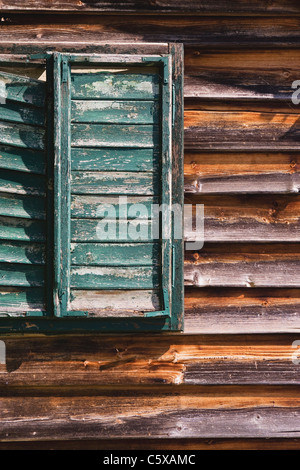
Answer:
[172,84,176,127]
[62,57,69,83]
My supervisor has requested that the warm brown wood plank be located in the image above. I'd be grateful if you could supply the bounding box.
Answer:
[1,16,300,47]
[1,1,300,14]
[1,386,300,440]
[184,152,300,194]
[0,335,299,385]
[184,195,300,241]
[184,288,300,334]
[184,244,300,288]
[184,110,300,151]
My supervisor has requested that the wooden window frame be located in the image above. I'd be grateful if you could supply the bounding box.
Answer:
[0,43,184,333]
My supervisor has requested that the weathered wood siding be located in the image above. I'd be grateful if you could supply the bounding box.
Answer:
[0,2,300,448]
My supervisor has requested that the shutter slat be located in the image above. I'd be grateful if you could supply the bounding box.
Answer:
[71,195,158,219]
[71,73,160,100]
[0,102,45,126]
[0,121,45,150]
[0,241,45,265]
[0,216,46,242]
[71,266,159,290]
[0,169,46,196]
[0,287,45,315]
[71,171,159,195]
[70,289,161,317]
[71,243,160,266]
[0,145,46,175]
[0,71,46,107]
[0,263,45,287]
[71,100,159,124]
[71,148,158,172]
[0,193,45,220]
[71,219,154,242]
[71,123,159,148]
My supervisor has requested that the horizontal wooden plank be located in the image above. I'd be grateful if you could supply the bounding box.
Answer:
[0,193,45,220]
[0,102,45,126]
[71,243,159,266]
[71,73,160,100]
[0,335,299,386]
[71,124,159,148]
[1,0,300,14]
[1,16,300,48]
[2,390,300,440]
[0,169,45,196]
[184,48,300,102]
[184,111,300,151]
[70,266,159,289]
[0,145,45,175]
[71,195,158,219]
[184,195,300,242]
[2,438,300,451]
[0,241,45,265]
[184,152,300,194]
[0,263,45,287]
[184,288,300,334]
[184,244,300,288]
[0,71,45,107]
[71,171,159,195]
[0,287,45,315]
[71,219,153,242]
[71,148,158,172]
[0,216,46,242]
[0,121,45,150]
[70,289,161,316]
[71,100,159,124]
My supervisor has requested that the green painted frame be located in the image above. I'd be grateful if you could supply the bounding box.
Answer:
[0,43,184,333]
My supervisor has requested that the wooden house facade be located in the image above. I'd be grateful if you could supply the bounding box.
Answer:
[0,0,300,449]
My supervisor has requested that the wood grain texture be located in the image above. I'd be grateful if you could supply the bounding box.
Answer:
[184,152,300,194]
[0,335,299,386]
[1,1,300,14]
[2,16,300,47]
[1,438,300,450]
[184,244,300,288]
[185,195,300,242]
[2,389,300,440]
[184,111,300,151]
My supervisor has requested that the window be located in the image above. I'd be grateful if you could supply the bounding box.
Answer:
[0,44,184,332]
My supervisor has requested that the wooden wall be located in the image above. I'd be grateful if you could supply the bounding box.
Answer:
[0,1,300,449]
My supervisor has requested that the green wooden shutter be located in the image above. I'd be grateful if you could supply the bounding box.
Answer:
[0,63,48,317]
[53,52,177,322]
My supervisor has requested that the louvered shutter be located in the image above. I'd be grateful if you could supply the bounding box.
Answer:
[53,52,180,324]
[0,64,48,317]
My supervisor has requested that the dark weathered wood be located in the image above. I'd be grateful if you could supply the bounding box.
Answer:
[2,16,300,47]
[1,386,300,440]
[184,244,300,288]
[0,216,46,242]
[0,335,299,385]
[184,195,300,242]
[1,1,300,14]
[184,111,300,151]
[185,288,300,333]
[184,152,300,194]
[2,438,300,450]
